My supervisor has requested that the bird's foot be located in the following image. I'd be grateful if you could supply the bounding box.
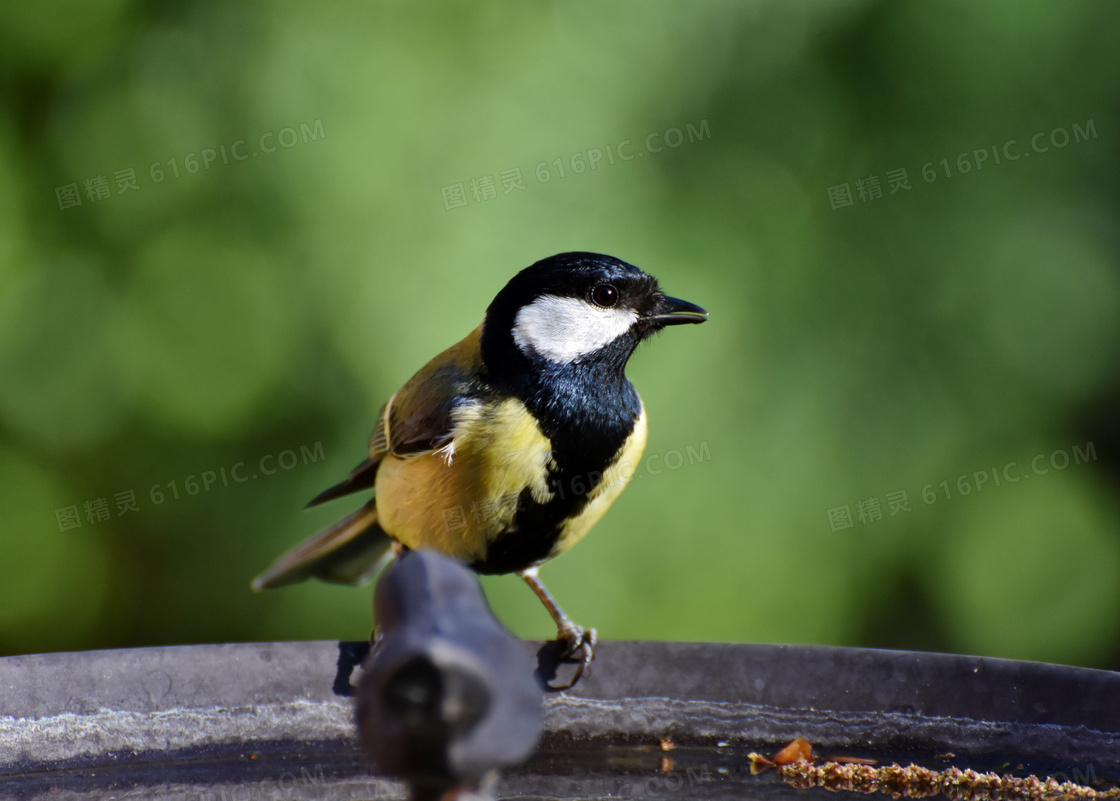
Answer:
[553,623,596,688]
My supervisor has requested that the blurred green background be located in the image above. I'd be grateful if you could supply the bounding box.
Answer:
[2,1,1119,670]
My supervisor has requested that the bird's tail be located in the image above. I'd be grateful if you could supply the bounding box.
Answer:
[251,500,394,591]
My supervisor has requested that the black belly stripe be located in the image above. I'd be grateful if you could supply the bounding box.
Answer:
[472,359,642,575]
[470,487,566,575]
[471,463,611,575]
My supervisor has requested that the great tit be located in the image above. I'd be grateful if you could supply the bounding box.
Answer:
[252,252,707,677]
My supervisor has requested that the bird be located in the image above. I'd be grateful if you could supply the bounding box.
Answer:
[356,549,543,801]
[252,251,707,680]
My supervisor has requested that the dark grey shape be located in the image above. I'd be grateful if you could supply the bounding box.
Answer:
[0,640,1117,801]
[356,550,543,798]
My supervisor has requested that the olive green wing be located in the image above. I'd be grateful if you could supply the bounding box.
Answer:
[305,324,485,506]
[250,325,485,591]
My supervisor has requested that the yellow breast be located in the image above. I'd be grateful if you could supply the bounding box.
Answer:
[374,397,555,563]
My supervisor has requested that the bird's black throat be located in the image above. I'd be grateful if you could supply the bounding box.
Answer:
[472,339,643,574]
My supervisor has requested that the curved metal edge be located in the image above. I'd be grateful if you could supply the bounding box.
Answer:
[0,641,1117,780]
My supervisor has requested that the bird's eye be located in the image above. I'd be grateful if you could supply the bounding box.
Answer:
[590,283,619,308]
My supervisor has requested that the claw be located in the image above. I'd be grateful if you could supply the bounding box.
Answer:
[519,567,597,689]
[553,624,596,689]
[558,623,595,658]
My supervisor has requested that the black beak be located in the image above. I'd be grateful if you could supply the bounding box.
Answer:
[648,295,708,326]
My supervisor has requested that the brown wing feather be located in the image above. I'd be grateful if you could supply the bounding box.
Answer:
[305,456,380,508]
[251,500,391,590]
[304,401,392,508]
[384,325,484,456]
[253,325,485,591]
[304,326,484,508]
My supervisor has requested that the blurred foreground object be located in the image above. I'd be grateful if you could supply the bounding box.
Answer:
[356,549,543,801]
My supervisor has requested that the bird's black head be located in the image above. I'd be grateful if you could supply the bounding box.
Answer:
[480,252,706,382]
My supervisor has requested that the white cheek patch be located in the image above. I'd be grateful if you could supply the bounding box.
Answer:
[513,295,637,364]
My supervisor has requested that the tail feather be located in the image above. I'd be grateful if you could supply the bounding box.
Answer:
[305,457,380,508]
[251,500,393,591]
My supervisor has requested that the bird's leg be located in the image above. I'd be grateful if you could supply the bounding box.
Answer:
[519,567,596,679]
[370,541,410,644]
